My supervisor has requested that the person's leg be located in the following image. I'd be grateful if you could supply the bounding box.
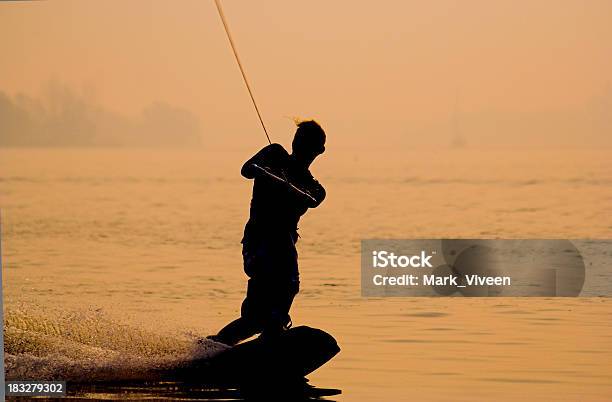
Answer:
[212,236,300,344]
[209,279,264,345]
[258,239,300,338]
[211,317,258,346]
[260,278,300,339]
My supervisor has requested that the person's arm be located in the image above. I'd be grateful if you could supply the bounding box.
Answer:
[306,179,326,208]
[249,163,319,204]
[291,175,326,208]
[241,143,287,179]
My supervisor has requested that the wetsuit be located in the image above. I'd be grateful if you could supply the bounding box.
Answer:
[214,144,325,345]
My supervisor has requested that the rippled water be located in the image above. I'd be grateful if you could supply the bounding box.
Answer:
[2,148,612,400]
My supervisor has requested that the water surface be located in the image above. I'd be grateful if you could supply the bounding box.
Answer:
[2,148,611,400]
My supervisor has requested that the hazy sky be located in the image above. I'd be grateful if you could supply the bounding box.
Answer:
[1,0,611,148]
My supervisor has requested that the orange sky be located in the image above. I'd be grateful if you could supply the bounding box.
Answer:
[1,0,611,148]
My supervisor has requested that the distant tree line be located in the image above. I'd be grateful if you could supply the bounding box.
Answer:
[0,85,201,147]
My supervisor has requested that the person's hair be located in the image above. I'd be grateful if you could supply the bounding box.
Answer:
[292,120,326,155]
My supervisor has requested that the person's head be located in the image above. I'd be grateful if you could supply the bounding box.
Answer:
[291,120,326,167]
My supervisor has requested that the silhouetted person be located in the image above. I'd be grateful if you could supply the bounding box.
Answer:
[208,120,326,346]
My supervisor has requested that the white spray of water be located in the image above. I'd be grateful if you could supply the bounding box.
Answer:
[4,304,227,382]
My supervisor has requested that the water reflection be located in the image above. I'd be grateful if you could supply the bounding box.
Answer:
[68,381,341,401]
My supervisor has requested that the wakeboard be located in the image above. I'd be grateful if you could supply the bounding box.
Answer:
[180,326,340,387]
[209,326,340,382]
